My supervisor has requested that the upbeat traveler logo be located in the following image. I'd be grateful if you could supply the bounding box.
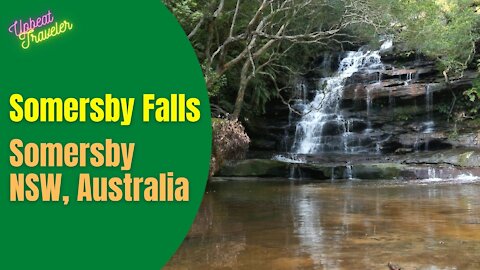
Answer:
[8,10,73,49]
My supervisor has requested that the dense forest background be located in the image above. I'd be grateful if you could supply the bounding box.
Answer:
[164,0,480,174]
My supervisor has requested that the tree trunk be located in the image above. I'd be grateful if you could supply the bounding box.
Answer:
[232,61,251,119]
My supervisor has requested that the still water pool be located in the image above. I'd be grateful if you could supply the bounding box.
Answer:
[166,178,480,269]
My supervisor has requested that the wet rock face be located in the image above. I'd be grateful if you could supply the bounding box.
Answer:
[404,149,480,168]
[217,152,480,180]
[219,159,290,177]
[246,47,479,157]
[343,71,476,101]
[336,51,478,154]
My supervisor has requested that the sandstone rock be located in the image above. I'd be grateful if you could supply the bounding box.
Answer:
[395,148,414,154]
[382,68,417,77]
[218,159,290,177]
[351,163,407,179]
[403,149,480,167]
[251,139,277,151]
[244,48,479,158]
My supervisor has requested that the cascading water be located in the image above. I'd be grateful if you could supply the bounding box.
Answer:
[269,39,480,183]
[291,47,385,154]
[282,80,309,152]
[423,84,435,150]
[424,84,435,133]
[404,72,413,85]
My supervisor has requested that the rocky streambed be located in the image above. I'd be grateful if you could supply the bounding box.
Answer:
[229,43,480,182]
[245,44,479,152]
[218,149,480,181]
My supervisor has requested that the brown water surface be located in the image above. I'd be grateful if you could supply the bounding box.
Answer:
[166,178,480,270]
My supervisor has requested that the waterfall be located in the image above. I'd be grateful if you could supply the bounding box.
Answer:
[425,84,434,126]
[427,167,442,181]
[388,87,395,119]
[404,72,413,85]
[423,84,435,150]
[380,39,393,51]
[282,80,308,152]
[291,47,385,154]
[345,163,354,180]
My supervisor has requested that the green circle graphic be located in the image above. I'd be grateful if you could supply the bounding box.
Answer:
[0,1,211,269]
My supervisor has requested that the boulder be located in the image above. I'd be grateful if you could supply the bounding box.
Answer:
[403,149,480,167]
[447,132,480,148]
[395,148,414,154]
[382,68,417,77]
[218,159,290,177]
[352,163,407,179]
[296,163,345,180]
[250,139,277,151]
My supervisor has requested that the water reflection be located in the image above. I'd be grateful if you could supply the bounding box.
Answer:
[166,179,480,270]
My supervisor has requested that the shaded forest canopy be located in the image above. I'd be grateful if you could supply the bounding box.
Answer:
[166,0,480,120]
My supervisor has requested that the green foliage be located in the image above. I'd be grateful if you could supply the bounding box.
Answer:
[202,63,226,97]
[165,0,384,117]
[448,127,460,139]
[437,103,452,116]
[247,76,277,115]
[464,85,480,103]
[390,0,480,77]
[395,113,412,121]
[436,77,480,120]
[166,0,480,119]
[164,0,203,28]
[463,69,480,115]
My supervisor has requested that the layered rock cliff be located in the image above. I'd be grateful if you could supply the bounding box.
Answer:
[221,44,480,180]
[247,47,479,156]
